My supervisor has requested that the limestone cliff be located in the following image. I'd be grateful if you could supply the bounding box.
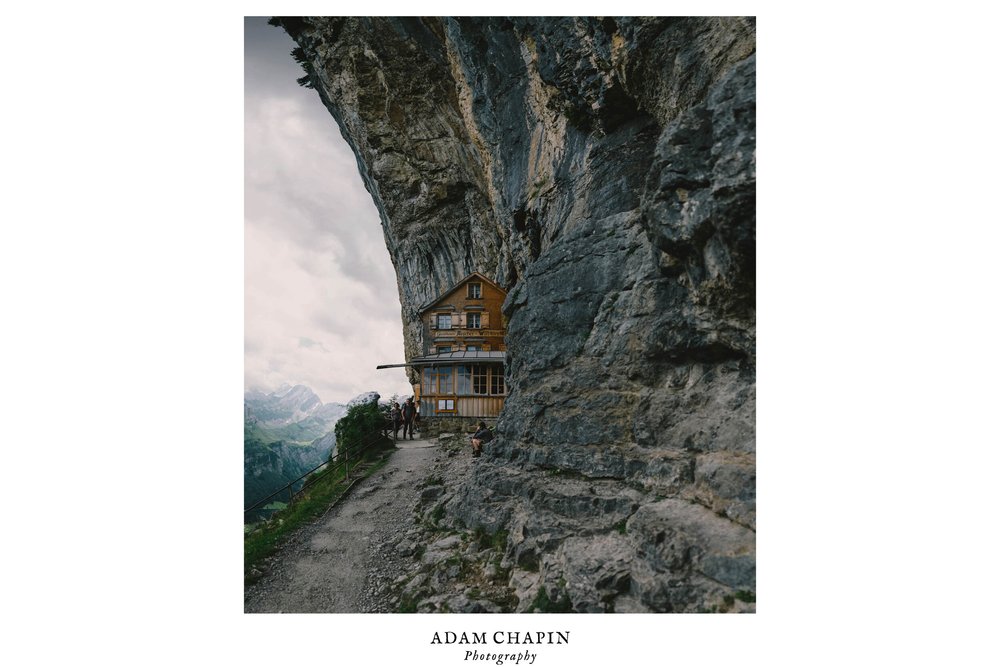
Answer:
[275,16,755,612]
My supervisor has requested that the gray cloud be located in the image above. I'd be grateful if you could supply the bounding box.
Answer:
[245,17,412,404]
[297,337,329,352]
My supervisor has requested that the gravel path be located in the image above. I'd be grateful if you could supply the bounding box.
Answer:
[244,436,439,613]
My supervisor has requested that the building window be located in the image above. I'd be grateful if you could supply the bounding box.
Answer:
[466,345,479,352]
[423,366,453,394]
[490,370,506,395]
[457,366,471,394]
[436,398,455,412]
[466,312,481,329]
[436,314,452,330]
[468,283,481,299]
[437,346,452,353]
[472,364,488,395]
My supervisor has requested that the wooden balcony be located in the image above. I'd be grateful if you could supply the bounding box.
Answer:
[424,322,506,351]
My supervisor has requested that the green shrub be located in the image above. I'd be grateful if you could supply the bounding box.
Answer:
[528,585,573,613]
[398,595,417,613]
[430,504,446,525]
[474,527,509,551]
[334,396,387,460]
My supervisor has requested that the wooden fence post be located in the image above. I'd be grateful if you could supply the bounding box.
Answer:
[344,447,350,481]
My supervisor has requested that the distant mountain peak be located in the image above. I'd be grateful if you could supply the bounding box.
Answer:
[272,383,299,397]
[245,383,330,426]
[346,390,380,408]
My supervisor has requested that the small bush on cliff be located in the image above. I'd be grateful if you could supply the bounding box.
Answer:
[474,527,509,551]
[334,396,387,459]
[528,585,573,613]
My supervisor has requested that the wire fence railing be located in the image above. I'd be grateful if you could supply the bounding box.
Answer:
[244,424,394,519]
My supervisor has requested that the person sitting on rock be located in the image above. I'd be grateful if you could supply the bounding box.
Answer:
[470,421,493,457]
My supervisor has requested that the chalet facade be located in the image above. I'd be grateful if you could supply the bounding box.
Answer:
[378,272,508,421]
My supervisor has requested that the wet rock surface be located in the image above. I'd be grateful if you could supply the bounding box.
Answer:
[276,17,756,612]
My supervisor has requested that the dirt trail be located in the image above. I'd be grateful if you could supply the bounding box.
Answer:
[244,436,439,613]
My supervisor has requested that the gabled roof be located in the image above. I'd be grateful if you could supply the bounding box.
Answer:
[418,272,506,314]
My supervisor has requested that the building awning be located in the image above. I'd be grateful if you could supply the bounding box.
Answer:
[376,350,505,369]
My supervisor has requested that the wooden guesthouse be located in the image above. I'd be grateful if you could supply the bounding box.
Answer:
[377,272,507,422]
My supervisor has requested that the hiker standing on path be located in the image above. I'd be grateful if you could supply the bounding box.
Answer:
[401,397,417,440]
[390,402,402,439]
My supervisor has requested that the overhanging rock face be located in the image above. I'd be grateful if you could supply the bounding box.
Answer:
[280,16,756,612]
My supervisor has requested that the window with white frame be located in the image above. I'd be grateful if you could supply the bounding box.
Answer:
[472,364,488,395]
[490,369,505,395]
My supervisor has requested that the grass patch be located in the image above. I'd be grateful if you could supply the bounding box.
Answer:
[398,594,417,613]
[419,475,444,488]
[734,589,755,603]
[442,554,471,580]
[473,527,509,551]
[527,585,573,613]
[429,504,446,526]
[613,519,628,534]
[492,590,519,612]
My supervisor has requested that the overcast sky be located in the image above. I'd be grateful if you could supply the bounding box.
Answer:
[244,17,412,404]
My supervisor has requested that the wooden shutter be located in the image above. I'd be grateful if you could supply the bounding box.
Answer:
[456,312,465,328]
[481,311,490,328]
[483,344,491,351]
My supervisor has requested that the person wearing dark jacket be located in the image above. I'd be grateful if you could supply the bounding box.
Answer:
[401,397,417,440]
[390,403,402,439]
[470,421,493,457]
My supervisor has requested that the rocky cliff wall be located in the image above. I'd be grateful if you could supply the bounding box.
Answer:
[276,16,755,612]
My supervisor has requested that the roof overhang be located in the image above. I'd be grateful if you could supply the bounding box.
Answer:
[376,350,505,369]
